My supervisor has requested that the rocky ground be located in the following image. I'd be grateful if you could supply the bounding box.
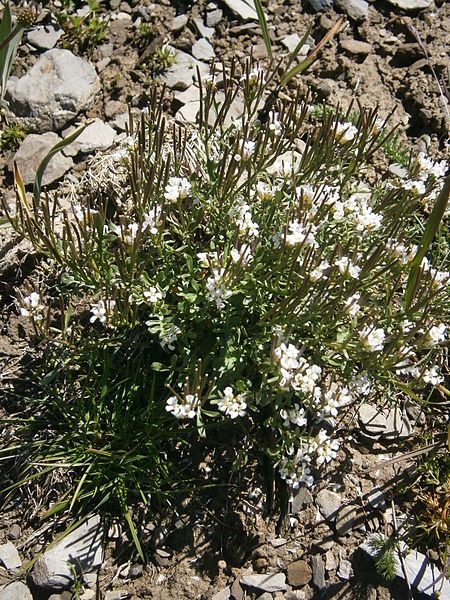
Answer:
[0,0,449,598]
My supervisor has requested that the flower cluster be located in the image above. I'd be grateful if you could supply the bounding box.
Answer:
[218,387,247,419]
[166,393,198,419]
[20,292,45,322]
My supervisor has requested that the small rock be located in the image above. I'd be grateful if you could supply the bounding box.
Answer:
[337,559,353,580]
[252,43,269,60]
[8,524,21,540]
[170,14,188,32]
[308,0,334,12]
[287,560,312,587]
[366,488,386,511]
[222,0,257,20]
[27,23,63,50]
[129,563,143,579]
[104,592,128,600]
[324,550,337,571]
[83,572,98,588]
[257,595,273,600]
[192,17,215,40]
[192,38,215,61]
[47,591,71,599]
[62,119,116,157]
[340,39,372,55]
[281,34,302,54]
[175,101,201,124]
[311,555,326,590]
[334,0,369,21]
[174,85,201,105]
[13,133,73,186]
[316,490,341,520]
[385,0,433,8]
[361,536,450,598]
[212,587,231,600]
[388,163,409,179]
[335,505,358,537]
[206,9,223,27]
[230,577,244,600]
[6,49,100,133]
[240,573,287,593]
[156,48,209,90]
[31,515,104,590]
[270,538,287,548]
[0,582,32,600]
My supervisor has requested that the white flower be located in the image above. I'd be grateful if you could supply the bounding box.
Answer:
[345,292,361,317]
[71,204,84,220]
[359,325,386,352]
[142,207,162,235]
[218,387,247,418]
[160,323,181,351]
[206,267,233,309]
[279,460,314,489]
[268,111,283,136]
[164,177,191,202]
[335,122,358,144]
[256,181,275,201]
[244,64,266,86]
[422,366,443,386]
[424,323,446,347]
[335,256,361,279]
[280,403,307,427]
[400,319,414,333]
[90,299,116,324]
[350,371,372,396]
[417,153,447,179]
[230,246,253,265]
[309,260,330,282]
[285,220,318,249]
[404,180,426,195]
[113,221,140,245]
[165,393,198,419]
[241,140,256,160]
[20,292,45,321]
[315,429,340,466]
[144,286,163,303]
[428,267,449,289]
[322,383,351,417]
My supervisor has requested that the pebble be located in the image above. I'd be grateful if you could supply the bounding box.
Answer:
[175,101,201,124]
[335,505,359,537]
[206,9,223,27]
[27,23,63,50]
[388,163,409,179]
[337,559,353,580]
[334,0,369,21]
[156,48,209,90]
[311,555,326,590]
[366,488,386,511]
[13,132,74,186]
[358,404,412,440]
[240,573,287,593]
[8,524,21,540]
[385,0,433,8]
[325,550,337,571]
[170,14,188,32]
[231,577,244,600]
[211,587,231,600]
[316,490,341,521]
[192,38,215,61]
[287,560,312,587]
[340,39,372,55]
[0,542,22,569]
[281,34,302,53]
[0,582,33,600]
[270,538,288,548]
[222,0,258,20]
[308,0,333,12]
[192,17,215,40]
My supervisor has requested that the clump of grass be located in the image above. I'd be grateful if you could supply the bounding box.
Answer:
[1,59,449,552]
[56,0,109,55]
[0,120,27,150]
[370,535,399,582]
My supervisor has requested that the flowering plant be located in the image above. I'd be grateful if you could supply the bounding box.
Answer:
[3,60,449,541]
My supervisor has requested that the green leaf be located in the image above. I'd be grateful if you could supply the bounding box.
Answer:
[404,174,450,310]
[123,506,145,561]
[252,0,272,60]
[33,121,93,207]
[0,3,23,102]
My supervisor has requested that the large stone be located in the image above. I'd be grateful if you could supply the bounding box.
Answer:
[27,23,63,50]
[287,560,312,587]
[156,48,209,90]
[316,490,341,520]
[62,119,116,157]
[358,404,412,440]
[334,0,369,21]
[13,133,73,186]
[311,555,326,590]
[0,582,32,600]
[385,0,433,8]
[0,541,21,569]
[31,516,104,590]
[6,49,100,133]
[361,536,450,598]
[335,504,358,537]
[222,0,257,20]
[291,487,313,513]
[240,573,287,593]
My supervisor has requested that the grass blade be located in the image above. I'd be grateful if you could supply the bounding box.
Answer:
[33,120,93,206]
[404,174,450,310]
[253,0,273,60]
[0,3,23,102]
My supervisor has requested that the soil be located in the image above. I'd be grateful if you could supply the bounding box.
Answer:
[0,0,449,598]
